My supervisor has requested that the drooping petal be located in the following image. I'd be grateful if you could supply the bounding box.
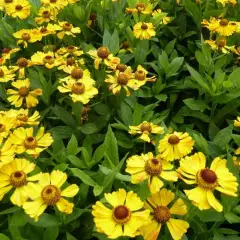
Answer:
[166,218,189,240]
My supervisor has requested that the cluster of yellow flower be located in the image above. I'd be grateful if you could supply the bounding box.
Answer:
[202,15,240,55]
[93,121,239,239]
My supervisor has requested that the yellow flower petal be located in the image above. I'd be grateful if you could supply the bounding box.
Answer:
[206,190,223,212]
[50,170,67,188]
[105,188,126,207]
[149,176,164,193]
[10,187,27,206]
[125,191,144,211]
[170,198,187,215]
[166,218,189,240]
[56,197,74,214]
[61,184,79,197]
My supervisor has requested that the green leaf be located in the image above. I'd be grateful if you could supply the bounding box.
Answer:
[70,168,97,187]
[65,209,88,224]
[93,103,110,116]
[192,132,209,155]
[109,29,119,54]
[166,57,184,77]
[66,232,77,240]
[0,206,20,216]
[164,38,177,55]
[132,103,143,125]
[103,28,111,47]
[225,212,240,223]
[10,210,27,227]
[213,125,233,150]
[183,98,210,111]
[158,51,169,73]
[80,123,98,134]
[103,126,119,168]
[198,209,225,222]
[49,126,76,139]
[25,214,60,227]
[0,234,10,240]
[43,227,59,240]
[119,101,133,126]
[218,228,239,235]
[67,155,85,168]
[67,135,79,155]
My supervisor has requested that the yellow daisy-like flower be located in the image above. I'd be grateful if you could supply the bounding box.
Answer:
[1,48,20,65]
[5,0,31,19]
[234,116,240,127]
[58,79,98,104]
[128,65,156,90]
[205,38,235,54]
[158,132,194,161]
[35,7,56,24]
[92,188,150,239]
[0,0,14,10]
[0,158,38,206]
[232,156,240,168]
[105,70,134,96]
[88,46,120,69]
[10,127,53,157]
[37,25,58,37]
[119,41,133,53]
[56,46,83,58]
[31,51,62,69]
[0,138,16,167]
[178,152,238,212]
[152,9,172,25]
[57,22,81,39]
[128,121,163,142]
[7,79,42,108]
[140,188,189,240]
[133,22,156,40]
[0,66,15,82]
[0,114,16,143]
[216,0,236,6]
[126,2,152,14]
[23,170,79,221]
[6,109,40,127]
[12,57,34,79]
[235,147,240,155]
[41,0,68,10]
[126,152,178,193]
[58,57,84,70]
[202,18,237,36]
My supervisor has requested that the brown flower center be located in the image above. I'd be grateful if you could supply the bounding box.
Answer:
[66,57,75,66]
[145,158,162,176]
[5,0,13,3]
[90,12,97,21]
[0,124,5,132]
[220,19,229,26]
[43,55,54,64]
[135,70,146,80]
[41,185,61,205]
[122,41,129,49]
[154,206,171,223]
[24,136,38,149]
[197,169,218,190]
[140,122,152,132]
[63,23,72,31]
[136,2,145,10]
[216,38,226,48]
[17,114,28,122]
[112,205,131,224]
[117,73,129,85]
[17,57,28,68]
[168,134,180,145]
[67,45,75,53]
[141,24,148,30]
[40,28,48,34]
[18,87,29,97]
[0,69,4,78]
[42,10,50,18]
[72,82,85,94]
[22,33,31,41]
[2,48,10,54]
[10,171,27,187]
[97,47,110,59]
[15,5,23,10]
[71,67,83,79]
[50,0,57,3]
[116,64,127,72]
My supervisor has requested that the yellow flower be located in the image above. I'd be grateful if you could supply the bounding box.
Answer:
[205,38,235,54]
[0,158,37,206]
[126,152,178,193]
[202,18,237,36]
[56,46,83,58]
[88,46,120,69]
[41,0,68,9]
[10,127,53,157]
[13,29,42,48]
[37,25,59,37]
[234,116,240,127]
[31,51,62,69]
[0,66,15,82]
[0,138,16,167]
[119,41,133,53]
[13,57,34,79]
[60,66,95,84]
[140,189,189,240]
[57,22,81,39]
[105,70,135,96]
[133,22,156,40]
[235,147,240,155]
[35,7,56,24]
[128,65,156,90]
[0,0,14,10]
[216,0,236,5]
[158,132,194,161]
[233,156,240,168]
[23,170,79,221]
[92,188,150,239]
[5,0,31,19]
[58,79,98,104]
[178,152,238,212]
[0,114,16,143]
[7,79,42,108]
[152,9,172,25]
[128,121,163,142]
[1,48,20,64]
[126,2,152,14]
[6,109,40,127]
[58,57,84,70]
